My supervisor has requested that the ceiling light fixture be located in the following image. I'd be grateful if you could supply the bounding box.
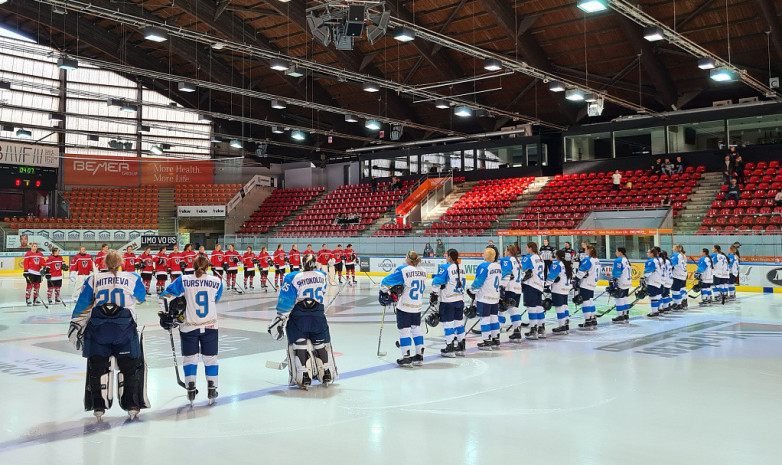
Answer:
[150,145,164,155]
[177,82,196,92]
[271,126,284,134]
[345,114,359,123]
[549,81,566,92]
[120,103,138,112]
[49,113,64,122]
[392,26,415,42]
[143,27,168,42]
[365,120,381,130]
[198,114,213,123]
[577,0,609,13]
[286,67,304,78]
[565,89,585,101]
[363,82,380,92]
[454,105,472,117]
[269,58,290,71]
[483,58,502,71]
[291,130,306,141]
[16,128,32,138]
[57,57,78,70]
[697,57,716,70]
[230,140,244,149]
[435,100,450,109]
[584,93,598,103]
[87,135,100,142]
[271,99,286,110]
[710,67,737,82]
[643,26,665,42]
[137,125,151,133]
[0,80,10,91]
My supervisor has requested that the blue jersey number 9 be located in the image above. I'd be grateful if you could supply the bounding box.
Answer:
[95,289,125,308]
[195,291,209,317]
[409,279,425,300]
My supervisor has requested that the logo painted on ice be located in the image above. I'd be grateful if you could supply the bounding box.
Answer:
[767,268,782,286]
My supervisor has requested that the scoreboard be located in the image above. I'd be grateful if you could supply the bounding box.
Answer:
[0,164,58,190]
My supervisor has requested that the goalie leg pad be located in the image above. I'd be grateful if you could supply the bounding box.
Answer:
[287,339,314,387]
[116,354,150,411]
[312,341,338,383]
[84,355,113,412]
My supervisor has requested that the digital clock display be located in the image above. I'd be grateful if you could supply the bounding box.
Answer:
[18,166,35,175]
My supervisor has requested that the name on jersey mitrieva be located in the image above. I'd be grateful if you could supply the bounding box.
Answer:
[95,276,131,287]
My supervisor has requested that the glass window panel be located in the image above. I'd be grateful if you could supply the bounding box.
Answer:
[727,114,782,147]
[614,127,666,157]
[666,120,725,153]
[564,132,611,161]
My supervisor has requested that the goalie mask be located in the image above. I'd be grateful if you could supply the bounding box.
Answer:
[302,253,317,271]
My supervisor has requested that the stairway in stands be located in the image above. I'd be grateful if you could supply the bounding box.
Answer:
[673,172,724,233]
[487,177,550,234]
[157,188,177,235]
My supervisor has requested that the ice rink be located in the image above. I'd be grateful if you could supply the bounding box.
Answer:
[0,274,780,465]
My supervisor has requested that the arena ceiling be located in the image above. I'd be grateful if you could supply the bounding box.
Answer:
[1,0,781,159]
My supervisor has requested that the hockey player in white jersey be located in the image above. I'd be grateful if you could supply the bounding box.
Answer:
[574,245,601,329]
[547,250,573,335]
[521,242,547,339]
[431,249,466,357]
[727,245,740,300]
[467,248,505,350]
[67,250,148,421]
[659,249,674,313]
[643,248,665,317]
[499,244,524,342]
[695,248,714,306]
[380,251,428,366]
[159,255,223,405]
[670,244,688,311]
[711,245,730,304]
[610,247,633,323]
[269,254,337,387]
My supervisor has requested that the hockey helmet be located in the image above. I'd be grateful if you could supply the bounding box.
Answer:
[541,295,553,311]
[302,253,317,271]
[464,303,478,319]
[635,286,648,300]
[425,311,440,327]
[572,293,584,305]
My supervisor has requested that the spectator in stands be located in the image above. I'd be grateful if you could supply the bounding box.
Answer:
[725,178,740,202]
[435,239,445,257]
[661,158,675,175]
[487,240,499,262]
[612,170,622,191]
[733,155,745,185]
[371,176,378,193]
[660,195,672,208]
[429,164,439,174]
[651,158,662,175]
[390,176,402,191]
[423,243,434,258]
[673,156,685,174]
[722,155,734,185]
[775,189,782,207]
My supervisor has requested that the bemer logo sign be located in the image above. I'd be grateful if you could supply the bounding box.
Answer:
[72,160,130,175]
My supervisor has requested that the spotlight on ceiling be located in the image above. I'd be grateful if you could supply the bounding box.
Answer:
[271,99,287,110]
[230,140,243,149]
[549,81,566,92]
[16,128,32,138]
[286,67,304,78]
[343,4,367,37]
[577,0,608,13]
[143,26,168,42]
[454,105,472,117]
[269,58,290,71]
[365,120,381,130]
[291,130,306,141]
[367,10,392,44]
[710,67,737,82]
[435,100,450,109]
[57,57,78,70]
[697,57,716,70]
[271,126,285,134]
[177,82,196,92]
[198,114,213,123]
[363,82,380,92]
[587,96,605,117]
[565,89,585,101]
[392,26,415,43]
[643,26,664,42]
[483,58,502,71]
[390,124,404,141]
[345,114,359,123]
[150,145,164,155]
[584,93,598,103]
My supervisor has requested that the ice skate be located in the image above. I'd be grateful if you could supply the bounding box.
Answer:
[207,381,218,405]
[127,407,139,420]
[552,323,569,335]
[146,290,151,296]
[612,315,627,323]
[477,340,493,350]
[491,337,501,350]
[508,327,523,342]
[55,296,61,303]
[440,342,456,358]
[187,382,198,406]
[537,324,546,339]
[578,318,595,329]
[93,409,105,422]
[396,353,413,367]
[455,340,466,357]
[721,293,727,305]
[699,300,709,307]
[26,298,31,306]
[412,350,424,366]
[299,373,312,389]
[646,311,661,317]
[524,328,538,340]
[48,298,52,305]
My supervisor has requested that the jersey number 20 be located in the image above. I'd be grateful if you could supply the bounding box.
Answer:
[95,289,125,308]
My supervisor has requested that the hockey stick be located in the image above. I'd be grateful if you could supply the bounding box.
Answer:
[325,278,350,311]
[363,271,377,285]
[167,328,187,389]
[376,302,392,357]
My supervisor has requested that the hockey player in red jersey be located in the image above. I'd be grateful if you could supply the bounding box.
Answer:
[333,244,345,283]
[23,243,46,305]
[344,244,358,284]
[257,246,273,291]
[45,247,67,304]
[242,246,257,289]
[224,244,241,290]
[289,244,301,272]
[154,246,169,294]
[94,243,109,272]
[316,244,331,272]
[182,243,196,275]
[138,246,155,295]
[273,244,287,287]
[122,246,138,272]
[70,246,93,299]
[168,244,184,281]
[211,243,225,278]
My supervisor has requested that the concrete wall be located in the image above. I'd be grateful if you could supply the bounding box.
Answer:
[223,186,274,235]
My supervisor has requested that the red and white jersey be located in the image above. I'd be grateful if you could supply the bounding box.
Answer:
[95,251,107,270]
[257,252,272,270]
[317,249,331,265]
[196,251,209,262]
[139,253,155,273]
[182,250,197,272]
[224,250,241,270]
[273,250,287,267]
[122,252,137,271]
[168,252,183,273]
[46,255,65,279]
[344,248,357,265]
[289,249,301,267]
[23,251,46,275]
[154,252,169,273]
[242,252,256,269]
[210,250,225,269]
[333,249,344,264]
[72,253,93,276]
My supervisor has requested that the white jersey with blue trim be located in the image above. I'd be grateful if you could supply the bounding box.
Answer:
[277,270,329,314]
[545,260,572,295]
[727,254,739,275]
[470,261,503,304]
[499,256,523,293]
[431,263,465,303]
[73,271,147,321]
[611,257,632,289]
[696,256,714,283]
[162,274,223,333]
[575,257,600,290]
[643,257,663,287]
[662,259,673,287]
[520,254,545,292]
[670,252,688,280]
[381,265,428,313]
[711,253,730,278]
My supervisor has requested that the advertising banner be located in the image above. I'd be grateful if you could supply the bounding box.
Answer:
[177,205,226,217]
[499,228,673,236]
[140,158,213,187]
[64,154,140,186]
[16,228,155,242]
[0,142,59,168]
[140,235,178,247]
[5,235,64,253]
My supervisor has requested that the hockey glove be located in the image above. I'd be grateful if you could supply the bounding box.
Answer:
[67,321,85,351]
[640,277,647,288]
[466,289,476,301]
[571,277,580,290]
[378,291,396,306]
[522,269,533,282]
[158,311,178,331]
[267,314,288,341]
[429,292,439,306]
[62,263,69,271]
